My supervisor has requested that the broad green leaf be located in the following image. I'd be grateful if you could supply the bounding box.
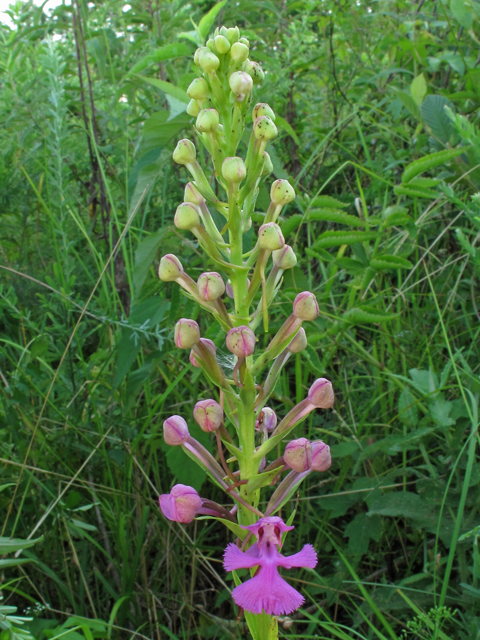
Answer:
[311,195,349,208]
[312,230,379,249]
[382,205,411,226]
[408,177,442,188]
[394,89,422,121]
[307,208,365,226]
[139,76,189,103]
[450,0,473,28]
[345,513,382,555]
[275,115,300,145]
[370,254,413,270]
[198,0,228,41]
[398,387,418,427]
[126,43,192,76]
[402,147,466,183]
[0,537,41,554]
[342,306,398,324]
[133,227,169,296]
[280,213,303,237]
[429,397,455,428]
[0,558,32,568]
[421,95,455,142]
[246,468,281,494]
[167,446,207,492]
[335,257,366,273]
[368,492,432,519]
[409,368,438,396]
[410,73,427,106]
[394,184,439,199]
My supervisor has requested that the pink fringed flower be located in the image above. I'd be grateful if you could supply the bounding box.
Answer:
[223,516,317,615]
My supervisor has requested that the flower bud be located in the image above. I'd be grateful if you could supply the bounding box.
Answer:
[308,378,334,409]
[261,152,273,176]
[186,99,200,117]
[311,441,331,472]
[196,108,220,133]
[194,47,209,65]
[173,139,196,165]
[158,254,184,282]
[193,399,223,432]
[174,318,200,349]
[293,291,319,321]
[226,26,240,44]
[229,71,253,97]
[284,437,312,472]
[258,222,285,251]
[187,77,209,101]
[184,182,204,206]
[197,272,225,301]
[244,60,264,84]
[206,38,215,52]
[272,245,297,270]
[190,338,216,368]
[255,407,277,432]
[214,34,230,54]
[159,484,202,523]
[253,103,275,122]
[174,203,200,230]
[288,327,307,353]
[226,278,250,298]
[239,37,249,46]
[197,49,220,73]
[271,179,295,205]
[222,157,247,183]
[230,41,249,62]
[163,415,189,446]
[253,116,278,141]
[226,325,256,357]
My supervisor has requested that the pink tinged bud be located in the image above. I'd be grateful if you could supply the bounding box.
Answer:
[163,415,189,446]
[288,327,307,353]
[174,203,201,230]
[184,182,204,206]
[270,179,296,205]
[226,325,256,357]
[293,291,319,321]
[244,60,264,84]
[187,77,209,100]
[159,484,202,523]
[253,116,278,141]
[311,441,331,472]
[173,139,196,165]
[158,254,184,282]
[174,318,200,349]
[229,71,253,97]
[253,103,276,122]
[196,108,220,133]
[308,378,334,409]
[193,399,223,432]
[284,438,312,472]
[189,338,216,367]
[197,272,225,301]
[272,245,297,270]
[255,407,277,432]
[230,41,249,62]
[222,157,247,183]
[258,222,285,251]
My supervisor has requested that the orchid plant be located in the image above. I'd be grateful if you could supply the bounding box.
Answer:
[157,25,334,640]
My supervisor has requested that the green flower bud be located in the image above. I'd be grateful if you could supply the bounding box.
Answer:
[197,49,220,73]
[229,71,253,97]
[194,47,209,65]
[288,327,307,353]
[206,38,215,52]
[253,116,278,141]
[214,34,230,54]
[197,272,225,301]
[239,37,249,46]
[271,179,296,204]
[184,182,204,206]
[173,139,196,165]
[258,222,285,251]
[226,26,240,44]
[187,77,209,101]
[196,108,220,133]
[243,217,252,232]
[186,99,200,117]
[243,60,264,84]
[220,26,228,37]
[174,203,200,230]
[222,156,247,183]
[272,244,297,269]
[230,41,249,63]
[261,152,274,176]
[253,103,276,122]
[159,254,184,282]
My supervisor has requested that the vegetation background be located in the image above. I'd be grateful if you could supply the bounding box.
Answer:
[1,0,480,638]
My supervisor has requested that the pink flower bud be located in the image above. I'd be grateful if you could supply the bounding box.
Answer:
[272,245,297,270]
[159,484,202,523]
[226,325,256,357]
[270,179,295,205]
[258,222,285,251]
[311,441,331,472]
[174,318,200,349]
[173,139,196,165]
[288,327,307,353]
[197,272,225,301]
[174,203,201,230]
[184,182,204,205]
[229,71,253,97]
[308,378,334,409]
[193,399,223,432]
[158,254,184,282]
[163,415,189,446]
[189,338,216,367]
[284,437,312,472]
[255,407,277,432]
[293,291,319,321]
[222,157,247,183]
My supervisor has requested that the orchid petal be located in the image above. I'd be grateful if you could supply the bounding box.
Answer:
[276,543,317,569]
[224,543,261,572]
[231,567,304,615]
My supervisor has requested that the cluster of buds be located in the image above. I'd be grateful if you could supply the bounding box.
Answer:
[157,25,335,638]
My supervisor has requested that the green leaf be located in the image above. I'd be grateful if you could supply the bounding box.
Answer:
[450,0,473,28]
[345,513,382,555]
[311,230,379,249]
[307,208,365,226]
[342,306,398,324]
[280,213,303,238]
[133,228,169,296]
[335,257,366,273]
[402,147,466,183]
[0,558,32,568]
[139,77,189,103]
[167,446,207,492]
[275,115,300,145]
[198,0,228,41]
[394,184,439,199]
[311,195,349,208]
[370,254,413,270]
[382,205,412,227]
[126,43,192,76]
[368,492,433,519]
[410,73,427,106]
[196,517,247,539]
[0,537,41,554]
[398,387,418,427]
[421,95,456,142]
[394,89,422,121]
[246,468,283,494]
